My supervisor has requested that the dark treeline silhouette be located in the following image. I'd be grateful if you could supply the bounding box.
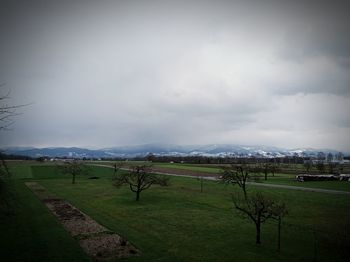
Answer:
[140,154,306,165]
[0,152,32,160]
[0,153,344,165]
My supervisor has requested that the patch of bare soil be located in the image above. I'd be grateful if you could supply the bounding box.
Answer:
[43,198,107,236]
[80,233,138,260]
[25,182,139,261]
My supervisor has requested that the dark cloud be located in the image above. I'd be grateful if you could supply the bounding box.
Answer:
[0,0,350,150]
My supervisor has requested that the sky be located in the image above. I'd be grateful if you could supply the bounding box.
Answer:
[0,0,350,150]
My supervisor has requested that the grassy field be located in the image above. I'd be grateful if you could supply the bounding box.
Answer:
[154,163,220,174]
[0,179,88,261]
[1,163,349,261]
[89,161,221,174]
[88,161,350,191]
[151,162,350,192]
[256,173,350,192]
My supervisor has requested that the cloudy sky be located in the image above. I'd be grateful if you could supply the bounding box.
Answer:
[1,0,349,150]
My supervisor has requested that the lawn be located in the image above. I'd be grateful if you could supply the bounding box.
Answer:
[154,163,221,174]
[2,163,350,261]
[90,161,350,192]
[90,161,221,174]
[0,180,88,262]
[258,173,350,192]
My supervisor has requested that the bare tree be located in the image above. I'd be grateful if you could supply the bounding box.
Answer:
[58,161,89,184]
[316,162,325,174]
[327,162,338,174]
[272,202,288,252]
[257,163,276,181]
[0,153,15,214]
[270,162,278,177]
[220,164,260,199]
[112,162,124,178]
[0,84,28,213]
[232,191,287,245]
[113,165,169,201]
[220,163,288,245]
[304,160,312,174]
[261,163,270,181]
[0,84,29,130]
[0,153,10,180]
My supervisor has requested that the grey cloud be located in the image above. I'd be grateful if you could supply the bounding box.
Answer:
[1,0,350,150]
[276,0,350,68]
[268,64,350,97]
[280,21,350,64]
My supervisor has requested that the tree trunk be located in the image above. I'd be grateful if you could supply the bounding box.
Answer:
[256,222,261,244]
[136,190,140,201]
[264,171,267,181]
[242,185,247,200]
[277,216,281,252]
[72,174,75,184]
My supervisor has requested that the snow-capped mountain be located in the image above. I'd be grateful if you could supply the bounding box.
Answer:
[1,144,346,158]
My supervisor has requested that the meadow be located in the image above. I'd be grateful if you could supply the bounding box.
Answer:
[1,162,350,261]
[90,160,350,192]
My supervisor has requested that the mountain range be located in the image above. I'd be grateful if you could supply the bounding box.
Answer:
[1,144,346,159]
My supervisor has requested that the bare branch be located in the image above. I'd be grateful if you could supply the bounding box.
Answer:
[112,165,169,201]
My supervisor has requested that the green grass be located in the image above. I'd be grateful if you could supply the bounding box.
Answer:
[3,163,350,261]
[31,165,64,179]
[0,180,88,262]
[90,161,350,191]
[8,164,33,179]
[259,173,350,192]
[90,161,221,174]
[35,166,350,261]
[154,163,221,174]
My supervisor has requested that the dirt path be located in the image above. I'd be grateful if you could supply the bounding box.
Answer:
[25,182,139,261]
[94,164,350,195]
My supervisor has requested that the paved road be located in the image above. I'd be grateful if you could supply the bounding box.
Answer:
[247,182,350,195]
[92,164,350,196]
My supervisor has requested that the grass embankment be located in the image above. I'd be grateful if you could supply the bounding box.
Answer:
[0,164,88,262]
[16,164,350,261]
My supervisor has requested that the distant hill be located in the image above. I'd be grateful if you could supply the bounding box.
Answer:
[1,144,346,159]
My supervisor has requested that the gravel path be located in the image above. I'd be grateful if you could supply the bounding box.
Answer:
[25,182,139,261]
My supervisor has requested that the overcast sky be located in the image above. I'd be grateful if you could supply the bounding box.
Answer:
[1,0,350,150]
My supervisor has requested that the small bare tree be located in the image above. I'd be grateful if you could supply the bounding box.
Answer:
[327,162,338,174]
[270,163,278,177]
[220,164,287,245]
[58,160,89,184]
[271,202,288,252]
[0,84,29,130]
[316,162,325,174]
[256,163,275,181]
[0,153,12,213]
[233,192,287,245]
[112,162,124,178]
[304,161,312,174]
[0,153,10,180]
[220,164,256,199]
[0,84,29,213]
[113,165,169,201]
